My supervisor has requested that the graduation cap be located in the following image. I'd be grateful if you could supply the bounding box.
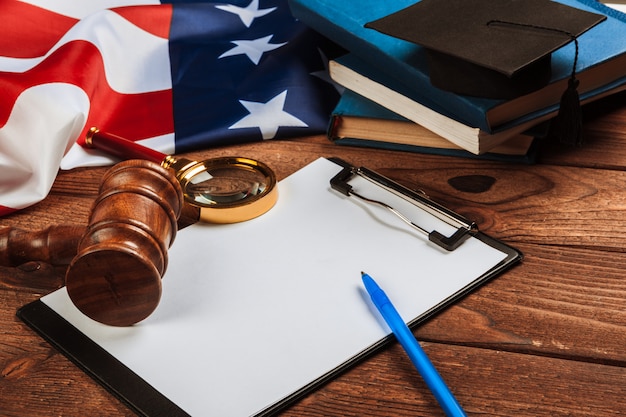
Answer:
[365,0,607,144]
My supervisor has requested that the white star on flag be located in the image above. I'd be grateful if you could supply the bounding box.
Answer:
[229,90,307,139]
[216,0,276,28]
[219,34,286,65]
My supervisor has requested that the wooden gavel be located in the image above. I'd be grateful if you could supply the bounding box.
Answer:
[1,159,189,326]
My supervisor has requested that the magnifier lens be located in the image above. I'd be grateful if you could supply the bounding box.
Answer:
[176,157,278,224]
[185,164,268,205]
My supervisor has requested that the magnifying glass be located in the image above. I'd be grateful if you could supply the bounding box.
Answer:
[84,127,277,224]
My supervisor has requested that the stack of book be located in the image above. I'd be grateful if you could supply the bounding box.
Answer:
[288,0,626,161]
[329,89,541,162]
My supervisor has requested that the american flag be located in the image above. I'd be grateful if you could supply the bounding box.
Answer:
[0,0,339,217]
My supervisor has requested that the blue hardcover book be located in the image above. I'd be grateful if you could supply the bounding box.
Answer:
[331,53,554,154]
[329,90,540,163]
[289,0,626,147]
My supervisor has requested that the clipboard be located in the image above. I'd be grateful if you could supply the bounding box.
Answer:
[18,157,522,417]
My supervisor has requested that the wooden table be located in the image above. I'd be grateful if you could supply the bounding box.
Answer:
[1,92,626,416]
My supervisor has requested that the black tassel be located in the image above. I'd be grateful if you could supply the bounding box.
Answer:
[551,76,583,146]
[487,21,584,147]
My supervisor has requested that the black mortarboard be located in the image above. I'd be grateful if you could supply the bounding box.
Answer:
[365,0,606,99]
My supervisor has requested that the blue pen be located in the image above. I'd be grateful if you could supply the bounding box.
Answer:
[361,272,467,417]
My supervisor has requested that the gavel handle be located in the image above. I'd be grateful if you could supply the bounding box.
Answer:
[0,225,85,267]
[0,206,199,268]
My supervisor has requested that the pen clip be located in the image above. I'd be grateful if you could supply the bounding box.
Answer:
[330,164,477,251]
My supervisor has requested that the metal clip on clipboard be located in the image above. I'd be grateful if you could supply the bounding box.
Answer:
[330,161,478,251]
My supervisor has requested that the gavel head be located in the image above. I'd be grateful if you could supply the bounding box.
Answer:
[65,159,183,326]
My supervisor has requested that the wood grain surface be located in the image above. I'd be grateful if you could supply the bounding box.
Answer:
[0,91,625,416]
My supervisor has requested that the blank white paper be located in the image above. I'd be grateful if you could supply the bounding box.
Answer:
[42,157,510,416]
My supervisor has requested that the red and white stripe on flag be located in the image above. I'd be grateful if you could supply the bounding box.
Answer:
[0,0,176,216]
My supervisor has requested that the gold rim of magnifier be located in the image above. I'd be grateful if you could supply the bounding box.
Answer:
[164,156,278,224]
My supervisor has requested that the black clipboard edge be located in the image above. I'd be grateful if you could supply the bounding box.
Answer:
[16,157,523,417]
[256,232,523,416]
[16,232,521,417]
[16,300,190,417]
